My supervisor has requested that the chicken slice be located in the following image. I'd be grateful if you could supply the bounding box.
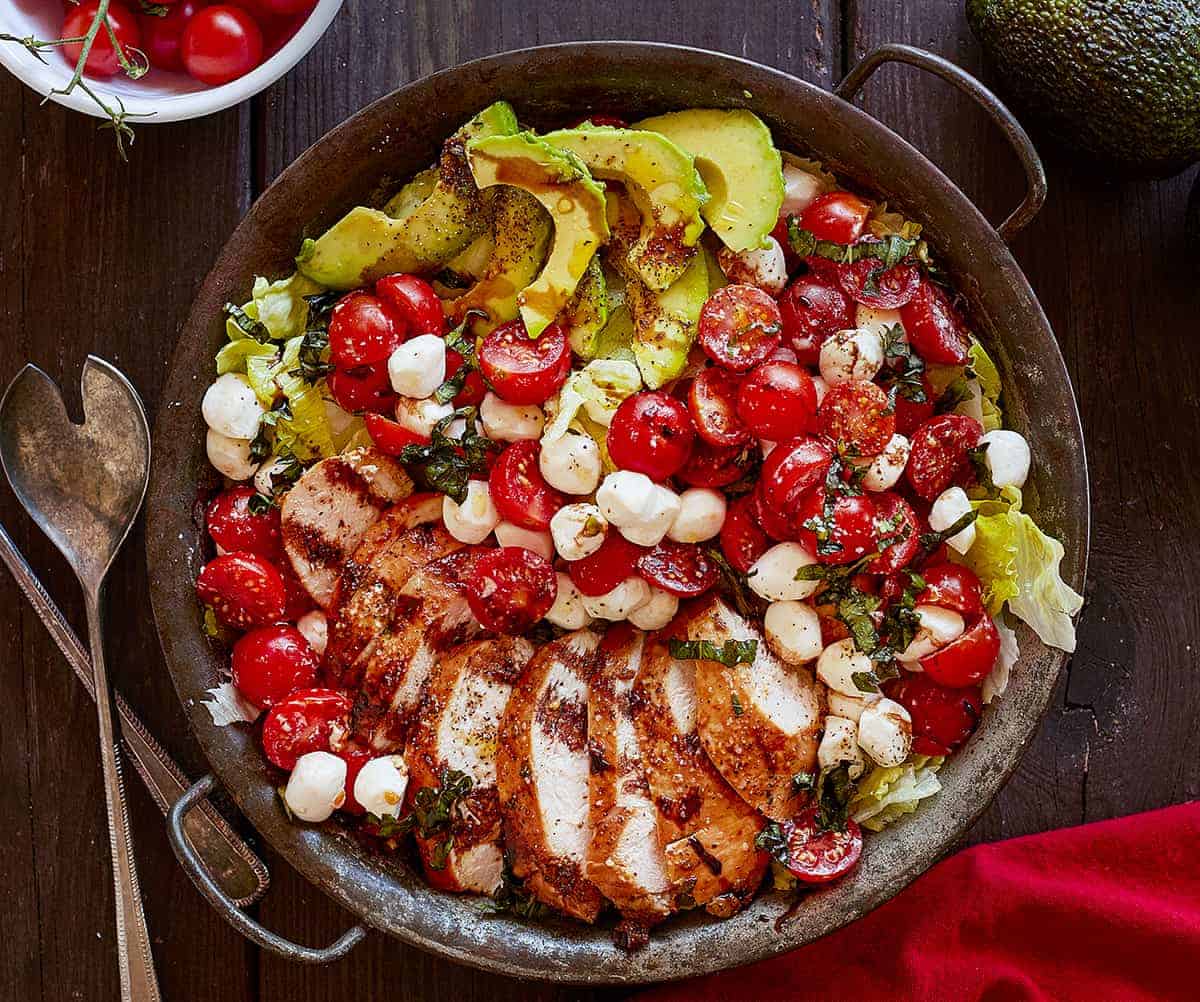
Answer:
[633,610,768,917]
[280,447,413,608]
[405,636,535,894]
[688,597,823,821]
[496,630,607,922]
[586,625,673,925]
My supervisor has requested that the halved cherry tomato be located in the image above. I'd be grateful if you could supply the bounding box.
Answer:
[206,486,282,558]
[327,362,397,415]
[261,689,352,770]
[278,559,314,621]
[837,260,921,309]
[336,743,374,815]
[572,113,628,128]
[921,615,1000,688]
[568,533,645,597]
[819,379,896,457]
[689,368,750,447]
[752,484,802,542]
[196,552,286,629]
[375,274,446,336]
[866,492,920,575]
[467,547,557,634]
[778,275,855,366]
[363,412,428,455]
[444,349,486,407]
[736,361,818,442]
[799,191,871,244]
[63,1,141,78]
[489,440,565,531]
[887,674,983,756]
[607,391,695,480]
[675,439,755,489]
[479,320,571,405]
[697,285,783,372]
[231,625,319,710]
[906,414,983,500]
[328,292,404,368]
[797,488,877,565]
[777,806,864,883]
[720,495,769,573]
[181,5,264,85]
[890,374,936,436]
[635,541,718,598]
[917,563,984,619]
[770,217,803,274]
[899,280,971,365]
[139,1,201,72]
[759,436,833,515]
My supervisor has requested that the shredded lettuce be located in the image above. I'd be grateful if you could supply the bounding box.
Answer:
[227,272,325,343]
[984,613,1020,703]
[968,341,1003,432]
[542,358,642,444]
[216,337,276,375]
[850,755,944,832]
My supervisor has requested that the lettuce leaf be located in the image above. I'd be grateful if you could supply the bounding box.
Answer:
[542,358,642,444]
[849,755,944,832]
[983,613,1020,704]
[226,272,325,344]
[216,337,276,376]
[969,340,1003,432]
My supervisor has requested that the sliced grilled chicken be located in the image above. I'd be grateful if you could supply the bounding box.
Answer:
[633,610,767,917]
[280,447,413,608]
[496,630,607,922]
[405,636,535,893]
[586,625,673,924]
[687,597,823,821]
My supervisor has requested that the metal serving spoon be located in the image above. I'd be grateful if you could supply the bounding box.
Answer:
[0,357,160,1002]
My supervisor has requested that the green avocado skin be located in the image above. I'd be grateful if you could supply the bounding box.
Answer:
[967,0,1200,177]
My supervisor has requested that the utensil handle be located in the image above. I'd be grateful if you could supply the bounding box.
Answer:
[168,774,368,964]
[835,42,1047,243]
[85,590,162,1002]
[0,523,269,907]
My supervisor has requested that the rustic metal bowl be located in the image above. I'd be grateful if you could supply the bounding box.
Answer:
[147,41,1089,984]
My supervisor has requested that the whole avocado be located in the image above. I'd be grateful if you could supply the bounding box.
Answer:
[966,0,1200,177]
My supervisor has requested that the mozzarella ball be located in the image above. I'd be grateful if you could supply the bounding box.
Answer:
[284,751,347,822]
[816,638,875,697]
[857,698,913,767]
[628,586,679,631]
[480,392,544,442]
[855,304,905,342]
[818,715,866,780]
[811,375,829,405]
[747,542,821,602]
[394,396,454,438]
[898,604,966,663]
[979,429,1031,490]
[539,432,602,495]
[597,473,680,547]
[858,434,910,491]
[929,486,976,554]
[717,236,788,296]
[353,755,409,819]
[826,690,879,723]
[442,479,500,544]
[764,601,823,664]
[494,521,554,560]
[781,164,824,215]
[387,334,446,398]
[202,373,265,440]
[296,610,328,657]
[550,503,608,561]
[819,327,885,385]
[546,572,592,630]
[581,576,650,621]
[668,488,727,543]
[206,429,258,481]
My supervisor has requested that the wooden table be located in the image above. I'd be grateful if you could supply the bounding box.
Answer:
[1,1,1196,999]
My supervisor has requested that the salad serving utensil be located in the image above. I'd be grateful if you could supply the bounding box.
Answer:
[0,357,161,1002]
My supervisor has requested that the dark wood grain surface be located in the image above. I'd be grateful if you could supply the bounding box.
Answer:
[1,1,1196,999]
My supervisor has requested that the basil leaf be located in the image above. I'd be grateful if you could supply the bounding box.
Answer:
[754,821,790,868]
[668,638,758,668]
[225,302,272,343]
[816,764,854,832]
[919,509,979,551]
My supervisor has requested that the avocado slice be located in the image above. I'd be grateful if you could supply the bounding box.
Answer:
[559,256,610,358]
[625,250,710,389]
[541,126,709,292]
[467,132,609,337]
[296,102,519,289]
[635,109,784,252]
[382,167,437,220]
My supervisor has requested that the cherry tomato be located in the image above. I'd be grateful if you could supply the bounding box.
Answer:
[327,362,397,415]
[206,486,281,558]
[697,285,784,372]
[918,563,985,619]
[891,374,936,436]
[778,275,855,366]
[196,552,286,629]
[328,292,404,368]
[799,191,871,244]
[363,412,428,455]
[688,368,750,447]
[231,624,319,709]
[478,320,571,405]
[572,113,628,128]
[776,807,863,883]
[887,674,983,756]
[921,615,1000,688]
[720,495,769,573]
[139,1,201,73]
[866,492,920,575]
[819,379,896,456]
[906,414,983,500]
[635,541,719,598]
[467,547,557,634]
[607,391,696,480]
[568,533,645,597]
[797,488,877,565]
[736,361,818,442]
[261,689,352,770]
[836,260,921,309]
[181,5,264,85]
[63,1,141,78]
[770,216,803,274]
[676,440,755,489]
[489,440,565,531]
[375,274,446,336]
[278,558,314,621]
[752,484,802,542]
[899,280,971,365]
[759,436,833,515]
[336,744,373,815]
[444,349,486,407]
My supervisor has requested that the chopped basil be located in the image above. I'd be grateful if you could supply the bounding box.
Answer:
[290,327,334,383]
[400,406,500,504]
[754,821,790,868]
[366,768,473,866]
[731,693,744,716]
[816,763,854,832]
[668,638,758,668]
[968,443,997,495]
[790,771,816,794]
[706,547,765,620]
[785,219,918,269]
[480,861,550,919]
[432,310,488,405]
[919,508,979,551]
[247,493,273,516]
[224,302,272,343]
[880,324,927,407]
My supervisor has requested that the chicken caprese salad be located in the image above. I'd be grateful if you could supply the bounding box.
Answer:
[195,102,1083,940]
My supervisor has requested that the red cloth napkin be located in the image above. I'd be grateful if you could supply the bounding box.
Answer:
[643,802,1200,1002]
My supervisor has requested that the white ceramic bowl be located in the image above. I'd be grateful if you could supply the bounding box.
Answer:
[0,0,343,123]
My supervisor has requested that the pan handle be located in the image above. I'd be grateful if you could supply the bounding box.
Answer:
[835,43,1046,243]
[168,774,367,964]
